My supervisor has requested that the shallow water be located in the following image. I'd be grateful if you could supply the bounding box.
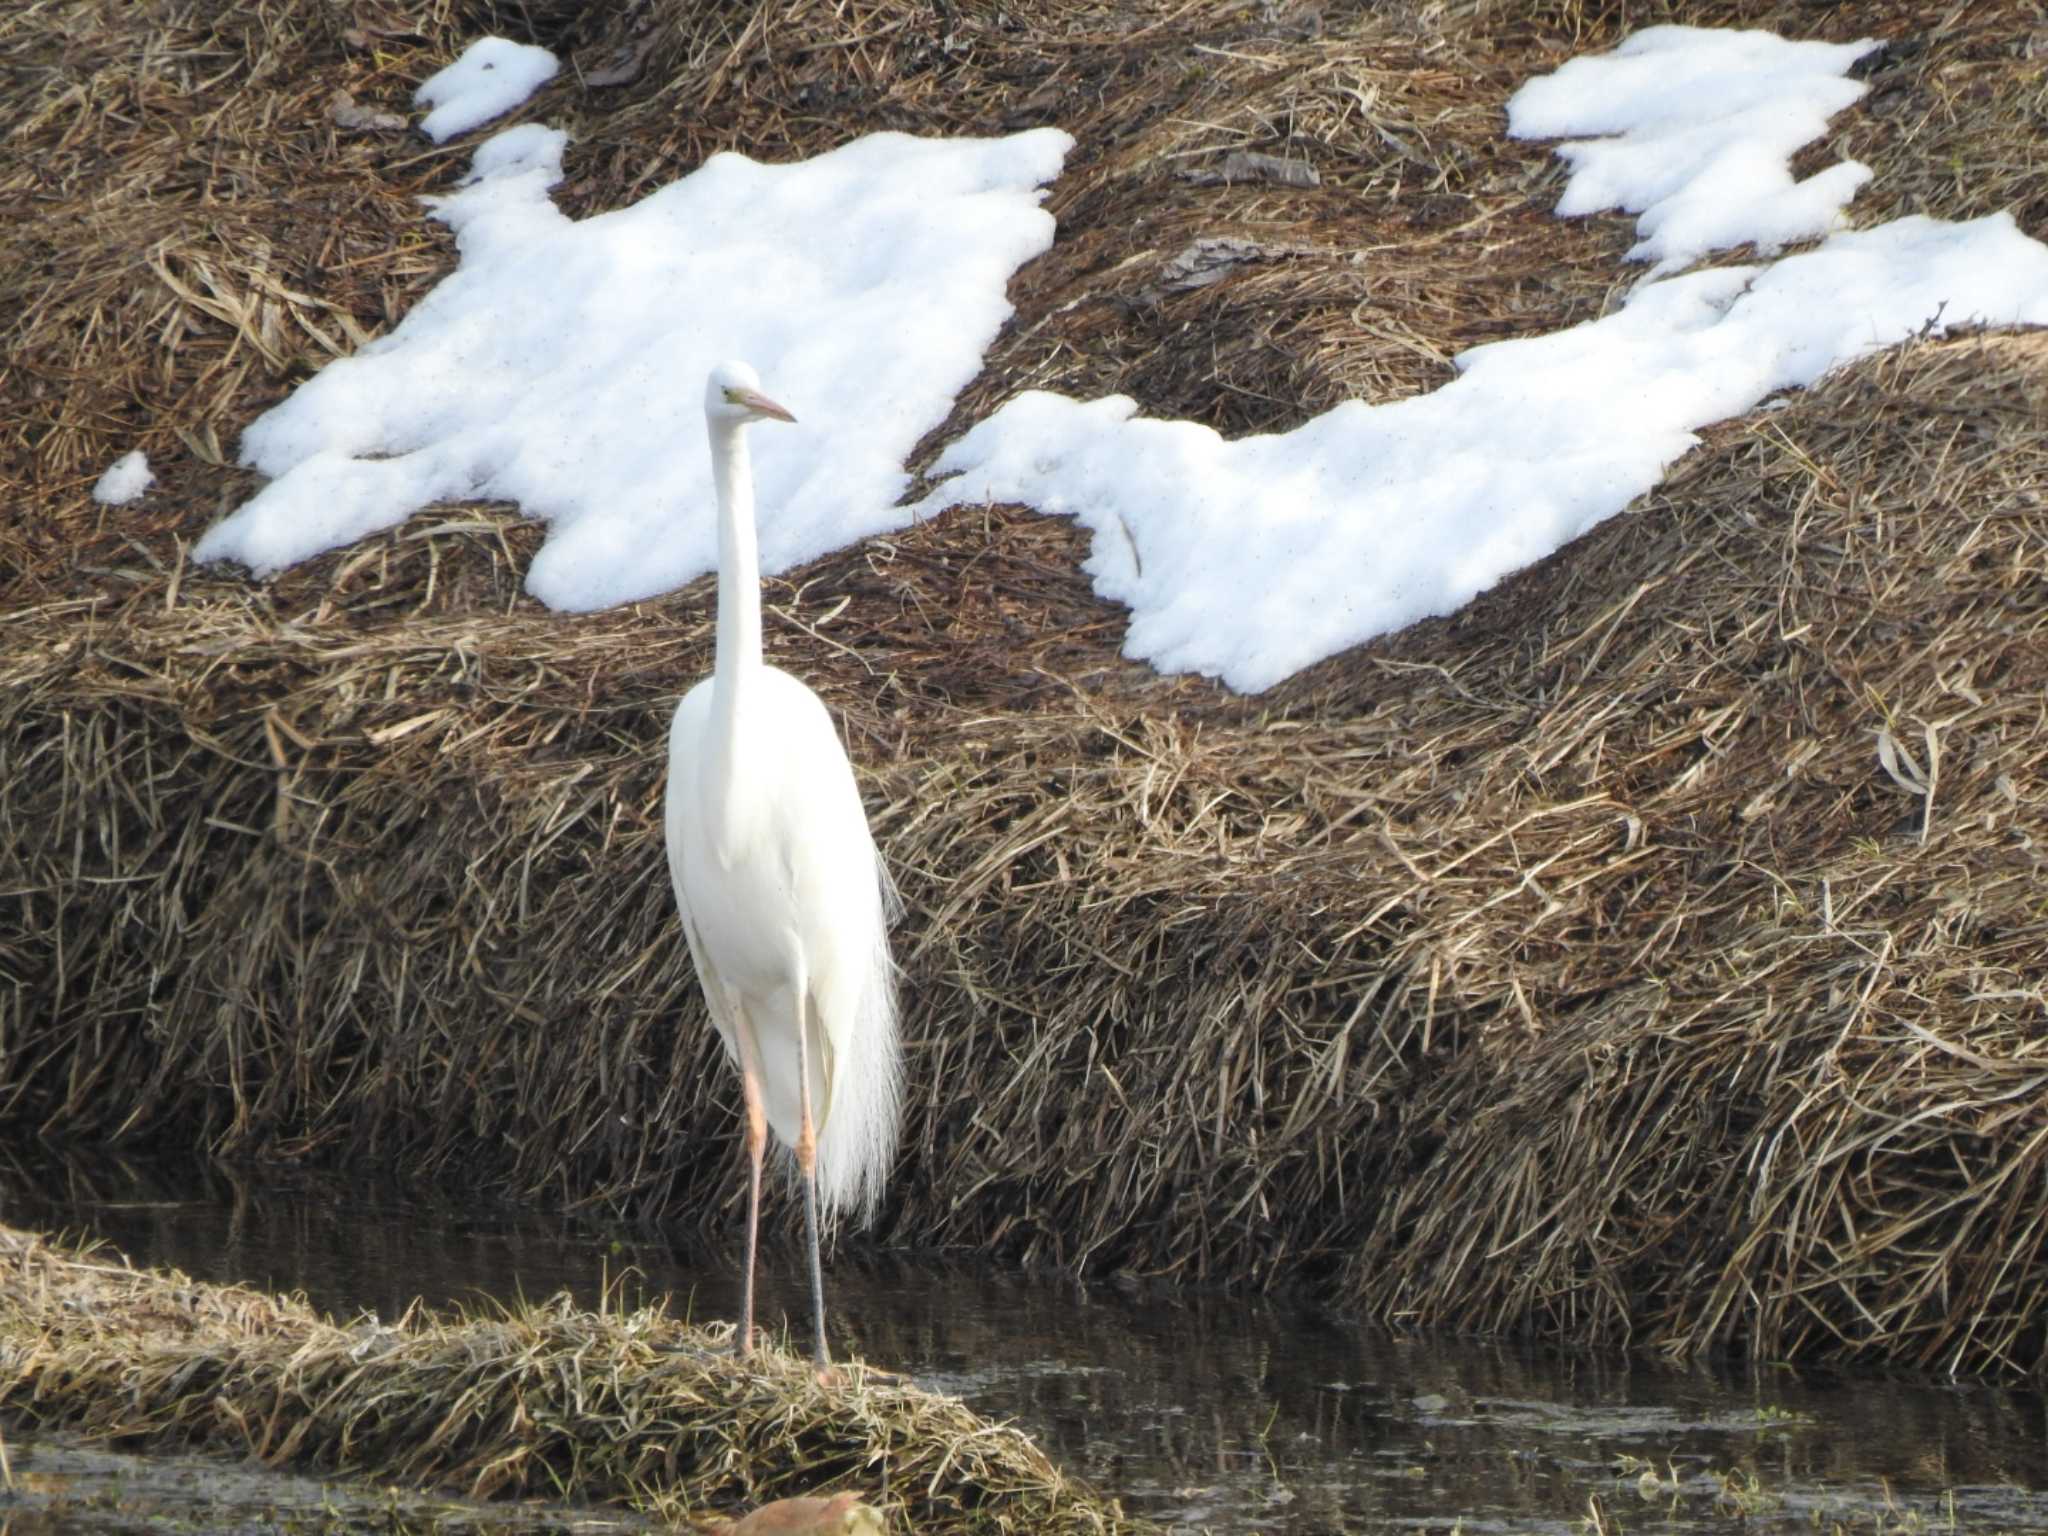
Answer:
[2,1146,2045,1534]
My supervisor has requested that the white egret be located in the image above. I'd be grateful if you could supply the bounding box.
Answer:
[664,360,903,1375]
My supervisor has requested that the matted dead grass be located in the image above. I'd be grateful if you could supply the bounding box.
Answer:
[0,1226,1140,1532]
[4,0,2046,1379]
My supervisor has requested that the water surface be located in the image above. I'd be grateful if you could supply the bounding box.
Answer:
[2,1146,2044,1534]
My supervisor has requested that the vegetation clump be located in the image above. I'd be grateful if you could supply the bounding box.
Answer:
[0,1228,1140,1534]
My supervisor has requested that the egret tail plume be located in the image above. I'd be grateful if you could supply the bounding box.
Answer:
[812,867,902,1227]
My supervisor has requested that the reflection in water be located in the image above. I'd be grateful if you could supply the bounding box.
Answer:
[1,1143,2045,1534]
[0,1433,644,1536]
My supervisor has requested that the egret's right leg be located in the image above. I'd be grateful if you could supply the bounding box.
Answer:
[733,1019,768,1358]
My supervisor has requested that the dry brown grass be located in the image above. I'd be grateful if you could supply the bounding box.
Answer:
[4,0,2046,1379]
[0,1226,1141,1532]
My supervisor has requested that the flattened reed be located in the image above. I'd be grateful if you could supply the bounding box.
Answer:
[0,1227,1137,1532]
[4,0,2046,1378]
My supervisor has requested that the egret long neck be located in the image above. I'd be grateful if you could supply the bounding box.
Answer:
[710,415,763,702]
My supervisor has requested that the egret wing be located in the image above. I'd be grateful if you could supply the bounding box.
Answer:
[665,682,744,1067]
[675,888,743,1065]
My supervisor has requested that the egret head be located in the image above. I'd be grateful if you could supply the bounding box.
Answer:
[706,360,797,427]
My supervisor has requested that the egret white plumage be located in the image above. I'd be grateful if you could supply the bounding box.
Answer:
[664,361,902,1374]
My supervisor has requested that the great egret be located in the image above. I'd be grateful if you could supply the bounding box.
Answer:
[664,360,902,1375]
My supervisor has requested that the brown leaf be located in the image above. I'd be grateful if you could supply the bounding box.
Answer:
[327,89,405,134]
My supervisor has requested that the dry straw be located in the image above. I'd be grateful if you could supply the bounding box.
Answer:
[0,1227,1138,1532]
[4,0,2046,1382]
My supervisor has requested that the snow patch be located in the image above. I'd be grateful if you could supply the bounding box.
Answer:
[196,126,1073,610]
[93,449,154,506]
[414,36,561,144]
[918,27,2048,691]
[1507,26,1882,277]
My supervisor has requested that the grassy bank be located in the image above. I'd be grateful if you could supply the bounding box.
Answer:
[4,0,2045,1375]
[0,1226,1138,1532]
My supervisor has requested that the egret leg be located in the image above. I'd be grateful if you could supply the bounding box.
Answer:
[733,1019,768,1359]
[793,995,831,1376]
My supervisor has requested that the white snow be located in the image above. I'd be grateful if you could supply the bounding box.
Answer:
[1507,25,1882,277]
[919,214,2048,692]
[196,126,1073,609]
[414,36,561,144]
[92,449,154,505]
[194,24,2048,698]
[915,25,2048,693]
